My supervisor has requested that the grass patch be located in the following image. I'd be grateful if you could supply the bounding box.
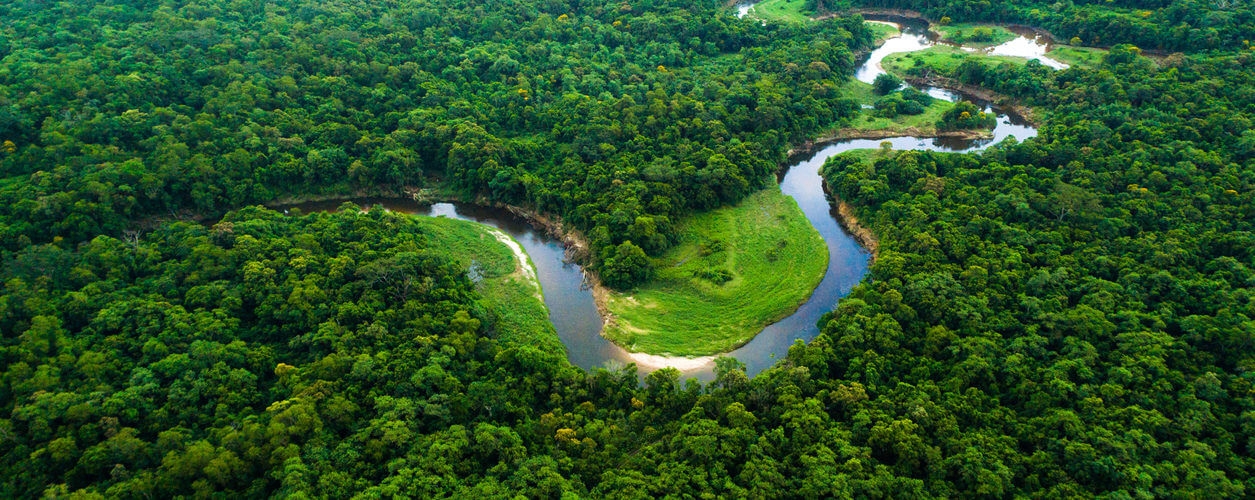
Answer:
[422,216,564,356]
[603,188,827,356]
[882,45,1031,75]
[747,0,812,23]
[1048,45,1108,68]
[866,21,901,44]
[933,23,1017,48]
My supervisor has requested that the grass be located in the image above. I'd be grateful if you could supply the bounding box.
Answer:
[603,188,827,357]
[882,45,1032,74]
[1047,45,1108,68]
[422,216,565,356]
[866,21,901,44]
[746,0,812,23]
[933,23,1017,48]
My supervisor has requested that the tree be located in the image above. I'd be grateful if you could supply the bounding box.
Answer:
[873,73,904,95]
[601,240,653,289]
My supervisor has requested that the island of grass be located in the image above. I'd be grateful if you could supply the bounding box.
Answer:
[932,23,1017,47]
[1047,45,1109,68]
[422,215,564,355]
[866,20,901,43]
[882,45,1039,75]
[744,0,812,23]
[602,188,827,357]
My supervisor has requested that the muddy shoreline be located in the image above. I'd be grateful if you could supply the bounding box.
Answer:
[822,180,880,264]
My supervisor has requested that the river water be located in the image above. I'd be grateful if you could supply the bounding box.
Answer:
[290,17,1042,381]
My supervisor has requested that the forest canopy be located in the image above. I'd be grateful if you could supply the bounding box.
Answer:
[2,0,1255,497]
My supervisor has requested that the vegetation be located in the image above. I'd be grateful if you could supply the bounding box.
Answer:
[746,0,817,23]
[933,23,1016,47]
[936,101,996,131]
[818,51,1255,498]
[833,79,954,136]
[423,216,559,351]
[872,73,904,95]
[1046,44,1111,68]
[604,188,827,356]
[3,0,1255,497]
[866,20,902,43]
[851,0,1255,51]
[0,0,881,290]
[882,45,1043,75]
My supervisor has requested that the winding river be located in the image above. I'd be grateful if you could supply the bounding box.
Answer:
[290,17,1042,381]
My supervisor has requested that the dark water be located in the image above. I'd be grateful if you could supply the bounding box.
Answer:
[286,19,1040,381]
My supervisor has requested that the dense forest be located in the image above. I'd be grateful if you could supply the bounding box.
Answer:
[0,0,884,287]
[4,0,1255,497]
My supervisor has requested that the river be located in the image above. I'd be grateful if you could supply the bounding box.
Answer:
[289,17,1042,381]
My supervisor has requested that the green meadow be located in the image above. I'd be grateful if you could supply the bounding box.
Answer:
[866,21,901,43]
[603,188,827,356]
[745,0,812,23]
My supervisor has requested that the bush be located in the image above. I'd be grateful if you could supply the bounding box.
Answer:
[695,266,733,285]
[601,240,654,289]
[873,73,904,95]
[936,101,996,130]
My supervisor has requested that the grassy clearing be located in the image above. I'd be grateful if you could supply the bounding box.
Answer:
[866,21,901,44]
[603,188,827,356]
[1048,45,1108,68]
[747,0,812,23]
[883,45,1031,74]
[422,216,564,355]
[933,23,1017,47]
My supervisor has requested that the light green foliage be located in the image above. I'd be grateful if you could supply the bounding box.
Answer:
[604,189,827,356]
[882,45,1034,75]
[424,216,561,352]
[746,0,814,23]
[1047,45,1110,68]
[866,21,902,43]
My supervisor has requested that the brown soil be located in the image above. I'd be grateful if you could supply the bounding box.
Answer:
[822,182,880,263]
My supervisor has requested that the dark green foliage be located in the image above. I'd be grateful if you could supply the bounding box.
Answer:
[822,44,1255,496]
[851,0,1255,51]
[601,240,654,289]
[936,101,996,130]
[2,0,1255,497]
[873,72,905,95]
[0,0,880,291]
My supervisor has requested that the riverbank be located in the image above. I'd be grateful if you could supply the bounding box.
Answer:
[823,180,880,263]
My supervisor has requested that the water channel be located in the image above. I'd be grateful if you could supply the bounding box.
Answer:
[291,16,1043,381]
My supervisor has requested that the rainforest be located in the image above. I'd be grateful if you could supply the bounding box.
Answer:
[2,0,1255,497]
